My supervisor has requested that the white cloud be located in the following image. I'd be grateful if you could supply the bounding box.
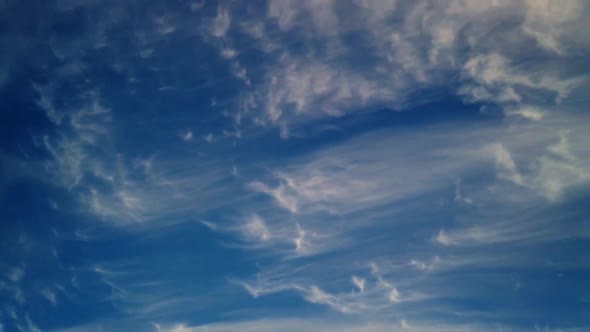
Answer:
[40,288,58,306]
[202,0,588,136]
[241,214,271,242]
[249,180,298,213]
[267,0,300,31]
[435,174,590,247]
[352,276,365,293]
[388,288,401,303]
[454,180,472,205]
[251,58,392,128]
[34,83,242,225]
[460,52,583,105]
[25,314,41,332]
[522,0,583,54]
[233,65,250,85]
[507,107,545,121]
[232,114,590,322]
[191,0,206,12]
[305,285,348,312]
[249,127,484,215]
[211,6,231,37]
[488,143,523,185]
[436,230,452,246]
[200,220,218,230]
[152,318,498,332]
[400,319,409,329]
[534,152,588,201]
[180,130,193,142]
[369,262,393,290]
[410,256,440,272]
[154,16,176,35]
[6,265,25,282]
[221,48,236,59]
[245,114,590,259]
[236,258,432,315]
[156,323,193,332]
[293,223,306,253]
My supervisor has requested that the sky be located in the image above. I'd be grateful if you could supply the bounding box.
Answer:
[1,0,590,331]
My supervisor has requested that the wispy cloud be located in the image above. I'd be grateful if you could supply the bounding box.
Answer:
[5,265,25,283]
[194,0,587,135]
[211,6,231,38]
[149,317,564,332]
[40,288,57,306]
[224,112,590,323]
[240,214,271,242]
[35,84,240,224]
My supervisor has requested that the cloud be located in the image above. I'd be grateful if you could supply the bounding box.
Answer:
[293,223,307,254]
[34,83,240,225]
[249,180,298,213]
[30,80,590,331]
[305,285,350,313]
[211,6,231,37]
[351,276,365,293]
[24,314,41,332]
[40,288,58,306]
[235,256,440,315]
[245,56,395,129]
[400,319,409,329]
[221,48,236,59]
[6,265,25,283]
[156,324,193,332]
[192,0,587,137]
[151,318,490,332]
[488,143,523,185]
[180,130,193,142]
[454,180,472,205]
[436,184,590,247]
[37,88,112,189]
[205,133,214,143]
[247,125,491,216]
[241,214,271,242]
[191,0,206,12]
[228,111,590,325]
[459,53,583,106]
[522,0,584,54]
[507,107,545,121]
[436,230,452,246]
[388,288,401,303]
[410,256,440,272]
[200,220,218,230]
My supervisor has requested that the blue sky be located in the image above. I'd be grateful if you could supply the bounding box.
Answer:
[1,0,590,331]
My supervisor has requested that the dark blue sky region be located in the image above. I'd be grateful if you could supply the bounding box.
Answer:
[1,0,590,331]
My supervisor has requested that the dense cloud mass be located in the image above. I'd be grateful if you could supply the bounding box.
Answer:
[1,0,589,331]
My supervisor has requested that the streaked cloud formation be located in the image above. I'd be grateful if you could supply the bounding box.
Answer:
[0,0,589,331]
